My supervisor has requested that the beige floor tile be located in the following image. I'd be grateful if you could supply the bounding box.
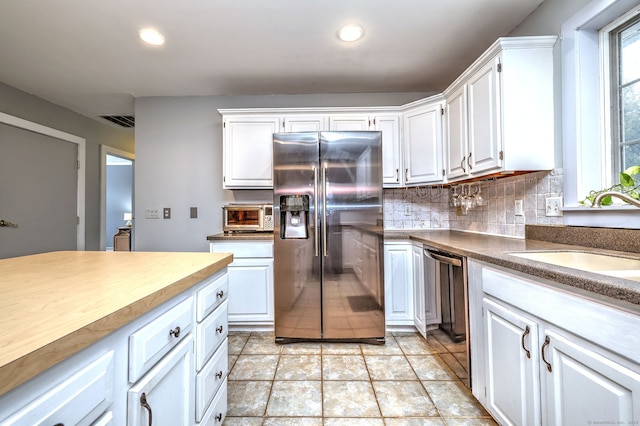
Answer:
[280,342,322,355]
[406,355,457,381]
[383,419,446,426]
[275,355,321,380]
[228,354,238,372]
[226,380,272,416]
[228,354,279,380]
[323,355,369,380]
[266,381,323,417]
[360,337,403,355]
[395,335,440,355]
[228,333,250,354]
[443,418,499,425]
[422,381,488,417]
[323,381,381,417]
[324,418,385,425]
[263,417,323,425]
[439,352,468,380]
[243,334,282,354]
[365,355,417,380]
[322,342,362,355]
[372,381,438,417]
[222,416,264,426]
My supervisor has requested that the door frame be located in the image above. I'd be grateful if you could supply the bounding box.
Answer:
[100,145,135,251]
[0,112,86,250]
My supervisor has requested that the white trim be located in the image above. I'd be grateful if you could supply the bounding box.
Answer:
[100,145,134,251]
[0,112,86,250]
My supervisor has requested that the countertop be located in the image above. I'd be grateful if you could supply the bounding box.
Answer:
[207,232,274,241]
[385,230,640,313]
[0,251,233,396]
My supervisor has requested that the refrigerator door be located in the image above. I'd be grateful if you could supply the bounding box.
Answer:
[273,132,322,340]
[320,131,385,341]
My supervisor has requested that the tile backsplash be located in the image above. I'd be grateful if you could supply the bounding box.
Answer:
[383,169,563,238]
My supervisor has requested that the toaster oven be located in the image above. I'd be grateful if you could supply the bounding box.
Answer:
[222,204,274,233]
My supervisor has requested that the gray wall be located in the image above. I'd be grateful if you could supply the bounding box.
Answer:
[134,93,430,252]
[0,82,134,250]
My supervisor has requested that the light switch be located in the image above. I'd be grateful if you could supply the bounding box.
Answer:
[163,208,171,219]
[190,207,198,219]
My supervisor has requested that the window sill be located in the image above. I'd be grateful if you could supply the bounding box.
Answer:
[563,204,640,228]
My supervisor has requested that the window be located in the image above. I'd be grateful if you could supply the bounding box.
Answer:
[609,12,640,177]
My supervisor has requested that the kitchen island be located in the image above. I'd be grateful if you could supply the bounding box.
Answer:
[0,250,233,425]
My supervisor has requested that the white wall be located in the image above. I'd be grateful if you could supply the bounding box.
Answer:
[134,93,430,251]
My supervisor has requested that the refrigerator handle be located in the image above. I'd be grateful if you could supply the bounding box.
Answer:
[313,165,319,257]
[322,163,328,257]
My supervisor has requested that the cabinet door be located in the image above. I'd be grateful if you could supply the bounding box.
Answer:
[223,115,280,188]
[445,85,468,179]
[542,329,640,425]
[403,102,445,185]
[284,115,327,132]
[412,244,426,338]
[383,243,414,325]
[227,258,274,324]
[374,115,402,187]
[329,115,370,131]
[483,297,541,426]
[423,251,441,325]
[127,335,194,426]
[468,55,502,174]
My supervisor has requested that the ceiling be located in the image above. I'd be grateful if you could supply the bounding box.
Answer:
[0,0,544,122]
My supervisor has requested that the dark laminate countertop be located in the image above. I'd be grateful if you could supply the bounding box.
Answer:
[385,229,640,313]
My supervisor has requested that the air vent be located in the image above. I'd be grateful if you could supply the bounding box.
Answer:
[100,115,135,128]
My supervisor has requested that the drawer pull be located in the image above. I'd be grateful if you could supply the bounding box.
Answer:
[140,392,153,426]
[542,336,552,372]
[216,370,223,379]
[54,424,64,426]
[169,326,181,338]
[521,325,531,359]
[216,290,225,298]
[216,413,223,422]
[216,325,224,334]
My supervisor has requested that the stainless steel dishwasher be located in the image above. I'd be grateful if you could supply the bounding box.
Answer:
[424,248,470,388]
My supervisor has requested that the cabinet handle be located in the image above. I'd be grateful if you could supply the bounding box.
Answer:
[216,325,224,333]
[140,392,153,426]
[405,168,409,182]
[521,326,531,359]
[216,370,223,379]
[396,168,399,183]
[460,157,466,173]
[216,413,223,422]
[468,152,473,170]
[541,336,552,372]
[169,326,181,338]
[216,290,224,298]
[54,424,64,426]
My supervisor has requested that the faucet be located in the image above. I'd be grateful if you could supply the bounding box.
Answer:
[591,191,640,208]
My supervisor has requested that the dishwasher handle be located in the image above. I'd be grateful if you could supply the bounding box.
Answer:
[424,249,462,267]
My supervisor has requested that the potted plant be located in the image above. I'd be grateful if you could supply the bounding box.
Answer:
[581,165,640,206]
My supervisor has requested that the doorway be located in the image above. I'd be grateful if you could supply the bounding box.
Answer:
[100,145,134,251]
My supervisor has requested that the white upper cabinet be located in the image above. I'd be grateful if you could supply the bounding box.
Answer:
[223,115,281,188]
[284,115,327,132]
[403,98,445,185]
[444,36,557,181]
[329,114,370,131]
[374,115,402,187]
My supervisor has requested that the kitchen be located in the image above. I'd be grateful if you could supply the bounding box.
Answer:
[1,0,640,424]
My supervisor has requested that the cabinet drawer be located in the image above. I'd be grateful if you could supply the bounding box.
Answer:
[211,241,273,258]
[196,301,228,370]
[2,351,113,426]
[196,272,229,322]
[129,297,194,383]
[198,379,227,425]
[195,341,228,422]
[91,411,113,426]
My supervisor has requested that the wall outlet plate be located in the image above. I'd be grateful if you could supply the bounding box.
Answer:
[515,199,524,216]
[404,205,411,216]
[546,197,563,217]
[144,209,160,219]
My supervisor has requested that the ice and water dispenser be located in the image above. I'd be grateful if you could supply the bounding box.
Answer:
[280,195,309,239]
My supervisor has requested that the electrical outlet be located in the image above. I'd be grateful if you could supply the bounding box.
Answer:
[144,209,160,219]
[404,205,411,216]
[163,208,171,219]
[515,199,524,216]
[545,197,563,217]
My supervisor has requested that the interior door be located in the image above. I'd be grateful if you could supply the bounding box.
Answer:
[0,123,78,258]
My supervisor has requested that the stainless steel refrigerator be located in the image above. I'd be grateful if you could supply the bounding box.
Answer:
[273,131,384,344]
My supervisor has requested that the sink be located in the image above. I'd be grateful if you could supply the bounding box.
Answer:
[508,251,640,282]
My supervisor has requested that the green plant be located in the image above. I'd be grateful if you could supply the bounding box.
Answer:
[581,165,640,206]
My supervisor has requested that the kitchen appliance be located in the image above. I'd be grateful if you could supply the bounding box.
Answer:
[424,248,470,388]
[222,204,274,233]
[273,131,384,344]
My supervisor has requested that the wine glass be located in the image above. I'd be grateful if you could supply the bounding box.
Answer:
[474,185,485,206]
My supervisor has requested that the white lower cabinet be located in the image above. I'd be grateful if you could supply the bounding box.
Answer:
[412,243,426,337]
[384,241,414,327]
[127,335,194,426]
[210,241,274,327]
[470,259,640,424]
[0,268,229,426]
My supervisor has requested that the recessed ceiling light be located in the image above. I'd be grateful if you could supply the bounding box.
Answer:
[338,24,364,42]
[139,28,165,46]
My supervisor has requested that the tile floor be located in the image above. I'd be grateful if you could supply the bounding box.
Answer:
[224,329,497,425]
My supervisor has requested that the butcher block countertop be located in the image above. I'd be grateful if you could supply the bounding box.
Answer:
[0,251,233,396]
